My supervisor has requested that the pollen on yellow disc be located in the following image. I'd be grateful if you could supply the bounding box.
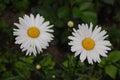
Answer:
[82,38,95,50]
[27,27,40,38]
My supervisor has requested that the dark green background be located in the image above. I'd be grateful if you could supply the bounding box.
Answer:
[0,0,120,80]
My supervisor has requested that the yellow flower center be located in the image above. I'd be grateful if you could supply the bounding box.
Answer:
[82,38,95,50]
[27,27,40,38]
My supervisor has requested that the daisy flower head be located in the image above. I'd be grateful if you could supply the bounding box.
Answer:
[68,23,111,64]
[13,14,54,56]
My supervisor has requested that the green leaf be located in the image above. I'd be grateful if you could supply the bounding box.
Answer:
[0,65,6,72]
[62,60,68,68]
[14,61,31,79]
[72,8,97,24]
[1,71,14,79]
[105,65,117,79]
[31,7,55,23]
[40,57,55,69]
[108,51,120,62]
[20,56,34,64]
[14,61,25,69]
[77,61,85,66]
[81,11,97,25]
[98,58,106,68]
[79,2,93,11]
[58,6,70,19]
[11,0,29,11]
[102,0,115,5]
[72,7,83,18]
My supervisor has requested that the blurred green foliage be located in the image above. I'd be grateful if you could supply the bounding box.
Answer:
[0,0,120,80]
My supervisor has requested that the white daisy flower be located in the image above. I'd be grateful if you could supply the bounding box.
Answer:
[13,14,54,56]
[68,23,111,64]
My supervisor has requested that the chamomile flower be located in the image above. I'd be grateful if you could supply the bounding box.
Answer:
[68,23,111,64]
[13,14,54,56]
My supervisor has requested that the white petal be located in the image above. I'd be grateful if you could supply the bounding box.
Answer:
[74,50,81,57]
[80,51,87,62]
